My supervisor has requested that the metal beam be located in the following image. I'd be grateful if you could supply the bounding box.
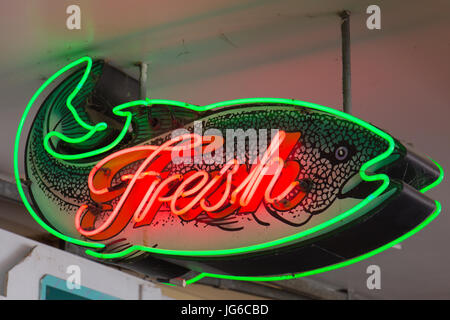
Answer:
[196,277,309,300]
[272,278,349,300]
[164,270,366,300]
[0,178,25,204]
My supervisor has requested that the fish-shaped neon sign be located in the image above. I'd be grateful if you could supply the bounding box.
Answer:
[15,57,443,284]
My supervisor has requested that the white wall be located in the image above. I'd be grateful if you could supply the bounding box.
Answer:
[0,227,164,299]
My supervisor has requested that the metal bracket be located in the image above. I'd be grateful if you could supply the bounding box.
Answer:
[339,10,352,114]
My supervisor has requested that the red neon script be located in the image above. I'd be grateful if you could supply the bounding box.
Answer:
[75,131,305,240]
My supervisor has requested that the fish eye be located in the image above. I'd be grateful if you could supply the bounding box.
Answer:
[335,146,348,161]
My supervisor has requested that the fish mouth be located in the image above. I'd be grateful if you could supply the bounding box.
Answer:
[337,174,381,200]
[338,142,442,201]
[336,151,399,200]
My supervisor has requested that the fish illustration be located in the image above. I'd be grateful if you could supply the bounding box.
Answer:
[17,57,442,279]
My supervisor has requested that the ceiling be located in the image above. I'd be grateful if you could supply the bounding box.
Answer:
[0,0,449,298]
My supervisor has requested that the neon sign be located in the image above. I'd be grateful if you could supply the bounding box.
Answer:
[15,57,443,284]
